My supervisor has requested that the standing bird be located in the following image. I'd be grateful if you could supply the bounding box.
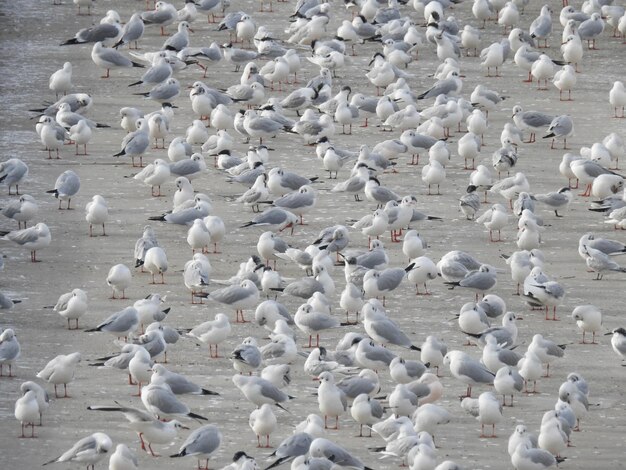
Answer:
[15,390,40,438]
[36,352,82,398]
[85,195,109,237]
[609,81,626,118]
[249,403,277,448]
[1,222,51,262]
[543,115,574,150]
[144,246,168,284]
[53,288,88,329]
[49,62,73,98]
[114,118,150,167]
[106,264,132,299]
[607,327,626,363]
[47,170,80,210]
[91,42,144,78]
[317,371,348,429]
[0,329,20,377]
[0,158,29,195]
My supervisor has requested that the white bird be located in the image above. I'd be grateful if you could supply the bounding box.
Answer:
[36,352,82,398]
[571,305,602,344]
[49,62,73,98]
[53,288,88,330]
[15,390,40,438]
[609,81,626,118]
[84,194,109,237]
[2,222,51,263]
[476,204,509,242]
[144,246,168,284]
[69,119,93,155]
[134,159,171,197]
[317,371,348,429]
[109,444,138,470]
[0,328,20,377]
[0,158,29,195]
[553,65,576,101]
[249,403,277,448]
[106,263,132,299]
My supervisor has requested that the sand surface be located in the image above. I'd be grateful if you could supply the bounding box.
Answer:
[1,0,625,469]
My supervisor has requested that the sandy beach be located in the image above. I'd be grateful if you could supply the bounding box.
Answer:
[1,0,625,469]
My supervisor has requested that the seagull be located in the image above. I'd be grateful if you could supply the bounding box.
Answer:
[47,170,80,210]
[43,433,112,468]
[0,158,29,195]
[52,288,88,330]
[170,424,222,470]
[106,264,132,299]
[1,222,51,262]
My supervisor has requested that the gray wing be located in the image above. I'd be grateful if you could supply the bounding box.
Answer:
[77,23,119,43]
[276,433,312,459]
[527,448,556,467]
[370,399,384,418]
[337,378,375,398]
[145,387,188,414]
[170,160,200,176]
[259,380,289,402]
[522,112,554,128]
[121,19,144,43]
[149,82,179,100]
[364,346,396,365]
[590,238,626,255]
[142,63,171,84]
[422,78,455,99]
[371,186,400,202]
[62,435,98,460]
[141,9,174,24]
[165,373,201,394]
[7,227,39,245]
[57,172,80,196]
[372,320,410,347]
[98,48,133,67]
[251,208,283,225]
[497,349,522,366]
[458,360,494,383]
[124,132,150,155]
[376,269,405,291]
[530,16,551,37]
[212,285,249,304]
[300,313,339,331]
[285,278,323,298]
[275,192,313,210]
[182,426,220,455]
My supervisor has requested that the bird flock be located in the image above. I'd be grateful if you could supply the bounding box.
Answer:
[1,0,626,469]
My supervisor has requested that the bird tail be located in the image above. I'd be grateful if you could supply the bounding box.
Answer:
[128,81,142,87]
[409,345,421,351]
[201,388,220,395]
[84,326,102,332]
[148,215,167,221]
[444,281,460,290]
[113,149,126,157]
[264,457,289,470]
[170,448,187,458]
[46,189,59,198]
[132,61,145,68]
[60,38,79,46]
[542,132,555,139]
[188,411,208,421]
